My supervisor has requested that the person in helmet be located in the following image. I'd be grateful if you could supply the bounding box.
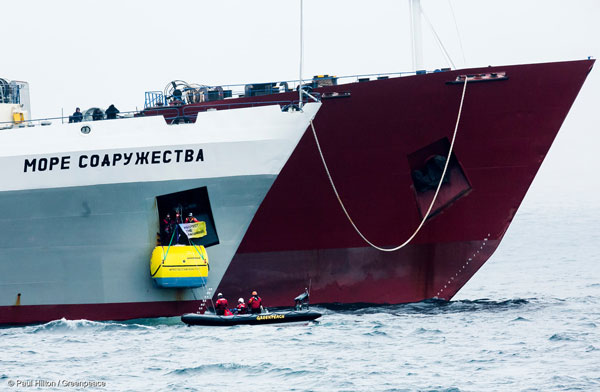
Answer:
[236,298,248,314]
[185,212,199,223]
[248,290,263,314]
[215,293,228,316]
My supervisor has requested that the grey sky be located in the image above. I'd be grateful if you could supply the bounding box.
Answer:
[4,0,599,203]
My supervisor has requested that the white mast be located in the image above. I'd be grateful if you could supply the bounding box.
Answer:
[299,0,304,108]
[409,0,423,71]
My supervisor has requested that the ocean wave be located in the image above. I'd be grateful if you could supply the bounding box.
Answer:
[363,330,389,337]
[549,374,598,390]
[25,318,156,334]
[168,362,262,375]
[412,327,443,334]
[317,298,532,315]
[167,362,313,378]
[121,317,182,327]
[379,389,413,392]
[549,332,578,342]
[268,369,312,378]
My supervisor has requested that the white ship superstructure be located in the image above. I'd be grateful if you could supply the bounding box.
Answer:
[0,80,320,324]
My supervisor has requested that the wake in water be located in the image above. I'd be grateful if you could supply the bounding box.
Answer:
[0,296,579,334]
[0,318,160,335]
[318,297,532,315]
[318,294,600,316]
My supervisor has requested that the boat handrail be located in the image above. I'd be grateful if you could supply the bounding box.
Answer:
[149,68,450,106]
[0,110,140,128]
[0,98,311,128]
[199,69,446,92]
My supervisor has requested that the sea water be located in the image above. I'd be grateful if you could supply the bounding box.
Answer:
[1,200,599,392]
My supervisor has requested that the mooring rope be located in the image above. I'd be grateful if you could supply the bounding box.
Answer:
[151,228,178,276]
[310,77,468,252]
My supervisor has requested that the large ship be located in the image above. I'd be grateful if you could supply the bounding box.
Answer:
[1,56,593,325]
[0,77,321,324]
[139,58,594,307]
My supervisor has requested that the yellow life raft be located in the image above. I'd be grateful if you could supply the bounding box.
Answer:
[150,245,209,288]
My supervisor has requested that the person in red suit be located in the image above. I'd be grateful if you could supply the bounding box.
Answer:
[215,293,228,316]
[160,213,173,245]
[248,291,263,314]
[185,212,199,223]
[236,298,248,314]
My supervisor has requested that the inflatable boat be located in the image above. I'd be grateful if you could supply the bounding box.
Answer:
[181,309,321,326]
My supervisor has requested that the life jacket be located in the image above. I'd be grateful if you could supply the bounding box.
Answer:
[249,296,262,309]
[215,298,228,310]
[224,309,233,316]
[236,303,248,314]
[185,217,199,223]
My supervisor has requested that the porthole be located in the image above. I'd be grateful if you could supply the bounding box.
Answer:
[81,125,91,134]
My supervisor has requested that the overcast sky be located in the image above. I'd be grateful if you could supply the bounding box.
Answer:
[4,0,599,204]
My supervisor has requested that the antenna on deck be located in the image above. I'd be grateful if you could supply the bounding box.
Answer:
[409,0,424,72]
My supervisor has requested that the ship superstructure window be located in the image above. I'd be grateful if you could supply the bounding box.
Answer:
[408,138,471,218]
[156,186,219,247]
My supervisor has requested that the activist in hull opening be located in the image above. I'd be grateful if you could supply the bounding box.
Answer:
[150,186,218,288]
[156,186,219,247]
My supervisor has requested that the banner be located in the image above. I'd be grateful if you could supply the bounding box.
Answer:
[179,221,207,239]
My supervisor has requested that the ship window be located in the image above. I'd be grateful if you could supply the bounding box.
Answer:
[407,138,471,219]
[156,186,220,248]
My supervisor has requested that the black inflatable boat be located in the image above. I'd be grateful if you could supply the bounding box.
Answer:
[181,310,321,326]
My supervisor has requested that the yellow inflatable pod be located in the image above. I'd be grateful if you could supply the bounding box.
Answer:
[150,245,209,288]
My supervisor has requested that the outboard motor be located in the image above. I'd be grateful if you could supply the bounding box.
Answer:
[294,288,310,310]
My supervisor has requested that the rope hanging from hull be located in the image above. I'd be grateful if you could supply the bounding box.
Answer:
[310,77,469,252]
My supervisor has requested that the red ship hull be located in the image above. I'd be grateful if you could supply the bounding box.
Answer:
[213,60,593,306]
[1,60,593,325]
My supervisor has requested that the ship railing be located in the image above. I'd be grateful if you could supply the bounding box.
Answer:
[144,91,165,109]
[0,98,312,129]
[165,68,450,101]
[0,110,140,128]
[170,98,314,123]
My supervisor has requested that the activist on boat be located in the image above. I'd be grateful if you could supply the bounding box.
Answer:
[181,288,321,326]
